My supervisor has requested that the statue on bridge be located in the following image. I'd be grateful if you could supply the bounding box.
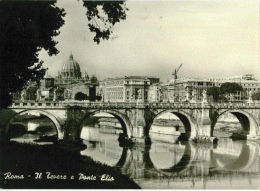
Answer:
[36,89,41,101]
[130,90,134,100]
[53,89,57,101]
[138,89,142,99]
[202,89,208,103]
[20,89,26,102]
[191,90,196,103]
[248,91,253,103]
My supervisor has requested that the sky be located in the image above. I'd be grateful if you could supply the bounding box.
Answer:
[39,0,259,83]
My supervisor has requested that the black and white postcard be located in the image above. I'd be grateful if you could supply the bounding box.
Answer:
[0,0,259,189]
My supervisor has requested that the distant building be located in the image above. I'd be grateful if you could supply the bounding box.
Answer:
[99,76,160,102]
[164,74,260,102]
[39,73,55,100]
[148,83,164,102]
[173,77,215,102]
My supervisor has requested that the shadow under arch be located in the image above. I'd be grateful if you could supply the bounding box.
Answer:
[149,109,199,139]
[78,109,133,139]
[149,142,192,176]
[213,109,259,138]
[4,109,63,139]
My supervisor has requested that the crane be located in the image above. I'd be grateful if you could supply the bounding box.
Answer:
[172,63,183,80]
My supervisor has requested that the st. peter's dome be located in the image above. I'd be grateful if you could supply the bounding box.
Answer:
[61,52,81,79]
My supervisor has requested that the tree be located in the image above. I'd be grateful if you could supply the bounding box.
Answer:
[83,1,128,44]
[0,1,66,109]
[219,82,244,102]
[74,92,87,101]
[220,82,243,94]
[0,1,128,109]
[252,91,260,100]
[206,86,220,102]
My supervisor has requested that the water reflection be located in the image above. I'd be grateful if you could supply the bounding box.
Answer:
[80,126,260,189]
[80,127,124,166]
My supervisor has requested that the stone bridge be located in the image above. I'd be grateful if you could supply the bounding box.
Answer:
[1,100,260,142]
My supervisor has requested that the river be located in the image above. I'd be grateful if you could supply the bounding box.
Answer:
[8,117,260,189]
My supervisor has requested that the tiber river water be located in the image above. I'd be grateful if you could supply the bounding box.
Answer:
[9,115,260,189]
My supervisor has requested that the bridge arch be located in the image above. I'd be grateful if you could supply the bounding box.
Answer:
[150,109,199,139]
[3,109,64,139]
[214,109,259,138]
[78,109,133,138]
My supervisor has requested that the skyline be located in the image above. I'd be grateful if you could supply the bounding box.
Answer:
[39,0,259,82]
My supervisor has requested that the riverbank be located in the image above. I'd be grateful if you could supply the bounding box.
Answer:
[0,141,140,189]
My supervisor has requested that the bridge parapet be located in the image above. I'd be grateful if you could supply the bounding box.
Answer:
[212,102,260,109]
[9,100,260,110]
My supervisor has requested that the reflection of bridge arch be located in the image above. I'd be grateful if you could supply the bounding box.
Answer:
[3,109,64,139]
[213,141,259,172]
[81,140,133,174]
[79,109,133,138]
[214,109,259,138]
[151,110,199,139]
[116,148,134,174]
[149,143,195,176]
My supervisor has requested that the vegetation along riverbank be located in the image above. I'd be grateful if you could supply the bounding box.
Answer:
[0,141,140,189]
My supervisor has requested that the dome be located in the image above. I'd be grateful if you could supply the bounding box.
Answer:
[62,53,80,72]
[61,53,81,79]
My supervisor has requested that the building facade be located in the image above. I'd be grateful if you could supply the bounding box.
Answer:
[99,76,160,102]
[162,74,260,102]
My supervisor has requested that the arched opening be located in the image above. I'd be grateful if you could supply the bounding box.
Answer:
[79,110,132,139]
[79,111,132,167]
[149,111,198,142]
[213,110,256,140]
[5,110,62,143]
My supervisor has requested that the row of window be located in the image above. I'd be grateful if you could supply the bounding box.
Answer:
[242,83,259,87]
[106,87,124,91]
[106,81,124,86]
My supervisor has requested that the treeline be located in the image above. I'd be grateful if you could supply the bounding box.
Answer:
[207,82,246,102]
[74,92,102,102]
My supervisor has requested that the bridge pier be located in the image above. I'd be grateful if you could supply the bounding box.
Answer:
[194,104,218,143]
[126,108,153,145]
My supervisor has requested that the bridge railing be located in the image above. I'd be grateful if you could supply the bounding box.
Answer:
[11,101,62,108]
[9,100,260,109]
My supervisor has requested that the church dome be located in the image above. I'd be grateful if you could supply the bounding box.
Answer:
[61,53,81,79]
